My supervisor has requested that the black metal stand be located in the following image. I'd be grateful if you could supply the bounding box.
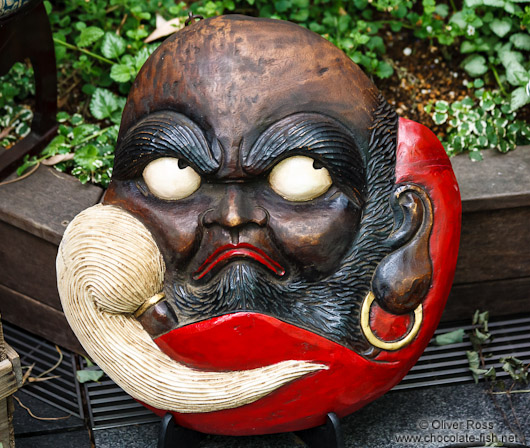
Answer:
[0,0,58,180]
[295,413,345,448]
[158,414,204,448]
[158,412,345,448]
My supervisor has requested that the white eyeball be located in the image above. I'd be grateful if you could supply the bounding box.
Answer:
[142,158,201,200]
[269,155,332,202]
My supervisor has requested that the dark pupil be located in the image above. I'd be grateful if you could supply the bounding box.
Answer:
[177,159,189,169]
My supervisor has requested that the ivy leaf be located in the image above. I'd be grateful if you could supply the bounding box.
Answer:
[77,26,104,48]
[126,28,149,41]
[74,144,100,171]
[505,61,529,86]
[134,46,155,71]
[274,0,292,12]
[90,88,119,120]
[434,4,449,16]
[510,86,530,111]
[433,112,448,125]
[434,328,465,346]
[101,32,127,59]
[510,33,530,50]
[435,100,449,112]
[460,40,476,53]
[469,150,483,161]
[462,54,489,77]
[375,61,393,79]
[76,368,104,383]
[483,0,505,7]
[110,64,135,83]
[450,11,467,30]
[56,111,70,123]
[489,18,512,37]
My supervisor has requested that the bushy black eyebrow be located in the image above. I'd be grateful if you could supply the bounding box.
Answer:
[112,111,220,180]
[242,113,366,204]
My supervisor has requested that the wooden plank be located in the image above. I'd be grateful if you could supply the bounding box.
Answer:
[0,165,103,245]
[0,358,17,400]
[453,206,530,284]
[451,145,530,212]
[0,220,62,311]
[0,397,15,448]
[5,345,21,389]
[0,284,85,355]
[443,276,530,322]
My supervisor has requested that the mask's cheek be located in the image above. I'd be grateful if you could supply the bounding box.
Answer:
[151,312,413,436]
[103,180,209,271]
[263,190,361,279]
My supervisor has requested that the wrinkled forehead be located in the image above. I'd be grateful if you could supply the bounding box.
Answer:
[119,15,379,155]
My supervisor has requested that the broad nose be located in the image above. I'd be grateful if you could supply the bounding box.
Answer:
[203,185,268,228]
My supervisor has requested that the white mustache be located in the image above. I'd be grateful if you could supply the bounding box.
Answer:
[56,204,326,413]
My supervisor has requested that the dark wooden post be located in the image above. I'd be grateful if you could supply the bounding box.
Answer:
[0,0,58,180]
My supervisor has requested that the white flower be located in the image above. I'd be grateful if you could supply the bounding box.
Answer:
[403,47,412,56]
[467,25,475,36]
[426,25,433,33]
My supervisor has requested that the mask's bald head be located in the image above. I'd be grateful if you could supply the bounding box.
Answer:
[119,15,379,158]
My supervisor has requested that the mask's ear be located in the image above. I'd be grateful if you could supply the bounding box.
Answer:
[371,184,433,315]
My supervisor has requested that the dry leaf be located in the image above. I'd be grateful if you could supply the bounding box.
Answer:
[42,153,75,165]
[144,14,183,43]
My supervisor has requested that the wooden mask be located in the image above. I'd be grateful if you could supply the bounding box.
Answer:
[57,15,461,435]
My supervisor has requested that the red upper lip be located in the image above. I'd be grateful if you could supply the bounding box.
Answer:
[193,243,286,280]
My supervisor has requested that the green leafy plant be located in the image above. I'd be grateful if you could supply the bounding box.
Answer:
[444,0,530,111]
[427,81,530,160]
[0,105,33,149]
[1,0,529,187]
[0,62,35,149]
[18,111,117,187]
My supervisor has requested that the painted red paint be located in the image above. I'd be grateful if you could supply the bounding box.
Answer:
[149,118,461,436]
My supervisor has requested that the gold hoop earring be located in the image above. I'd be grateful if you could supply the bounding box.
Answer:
[360,291,422,351]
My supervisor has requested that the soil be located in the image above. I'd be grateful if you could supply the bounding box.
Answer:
[377,29,530,138]
[378,30,472,140]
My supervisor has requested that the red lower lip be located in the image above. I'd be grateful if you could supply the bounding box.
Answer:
[193,243,285,280]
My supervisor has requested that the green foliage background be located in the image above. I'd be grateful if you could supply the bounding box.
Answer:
[0,0,529,185]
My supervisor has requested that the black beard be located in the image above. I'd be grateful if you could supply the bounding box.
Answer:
[166,95,398,353]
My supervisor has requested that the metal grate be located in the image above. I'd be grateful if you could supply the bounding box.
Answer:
[83,374,160,430]
[2,321,84,418]
[395,314,530,390]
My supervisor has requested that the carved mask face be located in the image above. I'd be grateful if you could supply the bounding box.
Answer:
[57,15,461,436]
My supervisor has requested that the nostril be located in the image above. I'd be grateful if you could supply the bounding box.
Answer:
[201,208,216,226]
[253,206,268,226]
